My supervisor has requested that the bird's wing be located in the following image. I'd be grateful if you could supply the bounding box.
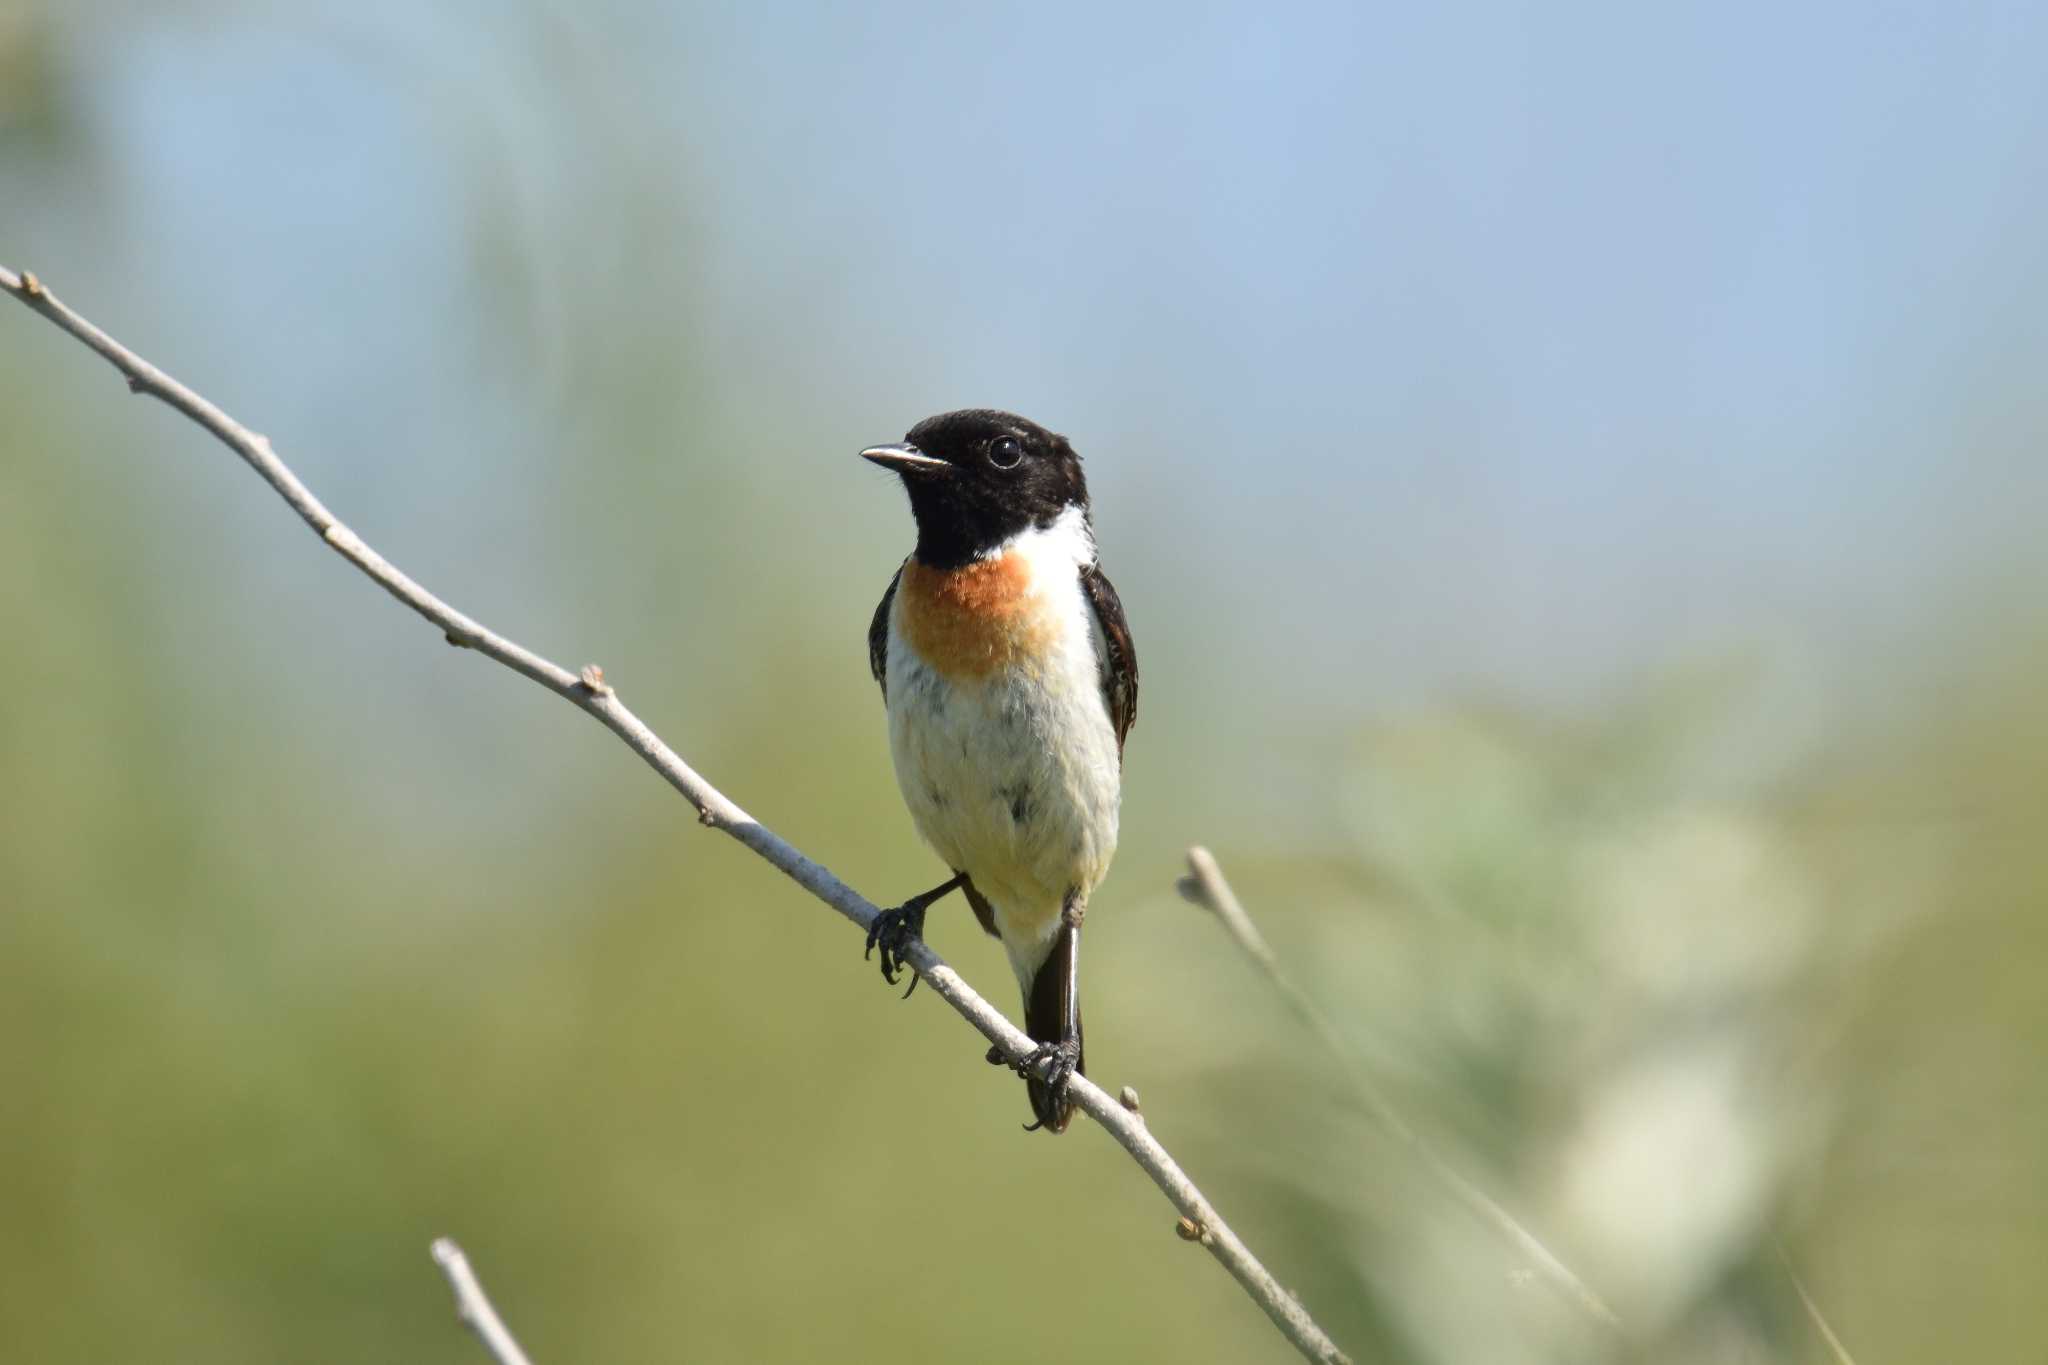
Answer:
[1079,563,1138,762]
[869,564,902,699]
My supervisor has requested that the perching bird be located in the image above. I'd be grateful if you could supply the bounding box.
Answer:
[861,409,1137,1133]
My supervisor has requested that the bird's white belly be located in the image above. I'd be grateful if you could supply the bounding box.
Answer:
[887,628,1121,981]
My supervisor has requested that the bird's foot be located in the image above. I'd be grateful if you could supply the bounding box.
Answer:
[864,875,961,998]
[864,900,927,995]
[1016,1038,1083,1132]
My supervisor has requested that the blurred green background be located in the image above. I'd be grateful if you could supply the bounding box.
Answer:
[5,2,2047,1361]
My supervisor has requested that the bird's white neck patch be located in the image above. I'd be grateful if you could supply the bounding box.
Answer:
[983,502,1096,572]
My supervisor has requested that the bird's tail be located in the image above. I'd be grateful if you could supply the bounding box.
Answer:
[1022,916,1084,1133]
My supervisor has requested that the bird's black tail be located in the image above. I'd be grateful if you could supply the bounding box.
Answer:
[1023,917,1083,1133]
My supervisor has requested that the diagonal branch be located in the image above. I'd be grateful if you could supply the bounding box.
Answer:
[2,265,1351,1365]
[1774,1236,1859,1365]
[432,1239,537,1365]
[1179,846,1622,1331]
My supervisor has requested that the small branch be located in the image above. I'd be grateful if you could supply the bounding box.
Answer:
[431,1239,536,1365]
[1178,845,1622,1331]
[1,266,1349,1365]
[1775,1237,1858,1365]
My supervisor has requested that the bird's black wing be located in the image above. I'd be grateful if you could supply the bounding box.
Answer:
[1079,562,1138,762]
[869,564,902,699]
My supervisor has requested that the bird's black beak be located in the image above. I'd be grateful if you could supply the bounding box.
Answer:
[860,442,950,476]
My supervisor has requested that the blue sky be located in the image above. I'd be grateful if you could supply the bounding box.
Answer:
[14,0,2048,733]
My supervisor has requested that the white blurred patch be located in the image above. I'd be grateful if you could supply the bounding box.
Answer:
[1578,809,1814,1004]
[1553,1038,1775,1327]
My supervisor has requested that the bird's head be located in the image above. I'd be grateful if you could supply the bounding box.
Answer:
[862,409,1089,568]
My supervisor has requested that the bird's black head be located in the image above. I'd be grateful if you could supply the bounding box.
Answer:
[862,409,1089,568]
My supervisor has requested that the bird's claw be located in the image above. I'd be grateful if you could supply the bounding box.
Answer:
[1016,1037,1081,1087]
[864,902,927,997]
[1015,1039,1082,1131]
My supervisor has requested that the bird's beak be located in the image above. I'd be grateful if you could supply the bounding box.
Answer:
[860,442,950,475]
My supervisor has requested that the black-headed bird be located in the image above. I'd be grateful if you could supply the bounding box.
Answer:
[862,410,1137,1133]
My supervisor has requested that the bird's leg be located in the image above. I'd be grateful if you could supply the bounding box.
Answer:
[864,873,962,997]
[1018,897,1085,1132]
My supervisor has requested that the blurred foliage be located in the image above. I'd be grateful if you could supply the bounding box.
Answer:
[6,4,2048,1364]
[1063,640,2048,1364]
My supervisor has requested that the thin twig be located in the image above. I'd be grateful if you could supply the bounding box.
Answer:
[1,266,1351,1365]
[1178,845,1622,1331]
[431,1239,537,1365]
[1775,1237,1858,1365]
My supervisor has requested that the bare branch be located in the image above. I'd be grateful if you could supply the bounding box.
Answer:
[1178,845,1623,1331]
[1,266,1351,1365]
[432,1239,537,1365]
[1775,1237,1859,1365]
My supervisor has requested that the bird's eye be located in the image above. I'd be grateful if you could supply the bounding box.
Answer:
[987,435,1025,469]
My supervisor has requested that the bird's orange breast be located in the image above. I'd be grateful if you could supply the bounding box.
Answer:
[897,554,1053,681]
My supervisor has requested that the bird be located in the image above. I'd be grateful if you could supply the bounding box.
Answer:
[860,409,1137,1133]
